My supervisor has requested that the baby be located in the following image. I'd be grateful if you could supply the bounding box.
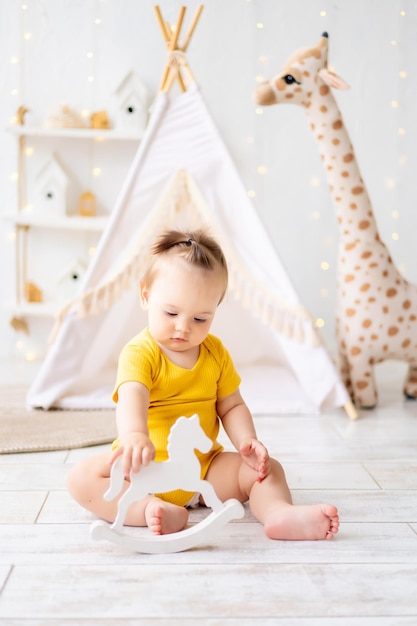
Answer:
[67,228,339,540]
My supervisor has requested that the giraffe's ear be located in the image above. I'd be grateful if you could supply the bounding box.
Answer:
[319,68,350,90]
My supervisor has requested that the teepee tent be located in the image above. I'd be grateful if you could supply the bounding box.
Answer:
[27,5,354,417]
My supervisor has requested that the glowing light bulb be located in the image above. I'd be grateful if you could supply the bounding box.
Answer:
[399,70,407,78]
[310,176,321,188]
[257,165,267,175]
[316,318,325,328]
[255,107,263,115]
[391,100,399,108]
[391,40,398,46]
[256,22,264,29]
[88,75,95,83]
[86,51,94,59]
[392,232,399,241]
[10,56,19,64]
[92,167,101,177]
[255,75,264,83]
[247,189,256,198]
[392,210,399,219]
[25,351,36,362]
[320,10,327,16]
[385,178,396,189]
[88,247,96,257]
[23,32,32,40]
[398,128,406,135]
[320,261,330,271]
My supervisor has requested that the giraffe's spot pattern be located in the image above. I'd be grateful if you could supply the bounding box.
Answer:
[357,381,368,389]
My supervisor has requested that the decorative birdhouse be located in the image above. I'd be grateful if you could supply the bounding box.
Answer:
[113,71,149,133]
[79,191,96,217]
[57,258,87,302]
[34,155,69,216]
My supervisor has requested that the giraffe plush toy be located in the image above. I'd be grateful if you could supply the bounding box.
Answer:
[254,32,417,409]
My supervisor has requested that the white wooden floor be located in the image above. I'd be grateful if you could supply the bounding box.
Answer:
[1,360,417,624]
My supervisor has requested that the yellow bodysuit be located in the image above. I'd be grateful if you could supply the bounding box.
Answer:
[112,328,241,506]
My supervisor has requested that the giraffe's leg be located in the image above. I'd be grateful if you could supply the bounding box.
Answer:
[404,363,417,399]
[349,360,378,409]
[337,338,353,398]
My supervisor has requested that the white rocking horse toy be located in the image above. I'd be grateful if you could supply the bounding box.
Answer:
[90,414,244,553]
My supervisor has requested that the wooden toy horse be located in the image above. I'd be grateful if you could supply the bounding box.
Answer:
[90,415,244,553]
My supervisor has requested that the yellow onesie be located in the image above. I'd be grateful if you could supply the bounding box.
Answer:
[112,328,241,506]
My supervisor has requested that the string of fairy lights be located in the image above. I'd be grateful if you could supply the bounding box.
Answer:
[2,1,413,362]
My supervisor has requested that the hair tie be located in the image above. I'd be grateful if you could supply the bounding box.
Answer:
[185,238,193,246]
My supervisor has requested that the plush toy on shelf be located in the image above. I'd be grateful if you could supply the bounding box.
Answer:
[90,110,110,130]
[254,32,417,409]
[25,281,43,303]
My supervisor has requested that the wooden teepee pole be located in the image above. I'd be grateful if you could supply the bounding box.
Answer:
[154,4,204,93]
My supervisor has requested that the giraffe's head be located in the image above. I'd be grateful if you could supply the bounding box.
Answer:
[254,32,349,108]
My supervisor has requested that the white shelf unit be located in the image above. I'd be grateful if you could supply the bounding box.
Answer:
[7,122,141,328]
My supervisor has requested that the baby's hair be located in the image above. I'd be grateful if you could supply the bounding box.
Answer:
[143,228,228,302]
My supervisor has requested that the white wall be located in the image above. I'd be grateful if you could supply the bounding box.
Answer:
[1,0,416,370]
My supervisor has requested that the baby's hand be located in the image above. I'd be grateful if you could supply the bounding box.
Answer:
[108,432,155,478]
[239,438,270,482]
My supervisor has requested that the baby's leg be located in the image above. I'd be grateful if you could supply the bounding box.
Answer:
[205,452,339,541]
[67,452,188,532]
[248,458,339,540]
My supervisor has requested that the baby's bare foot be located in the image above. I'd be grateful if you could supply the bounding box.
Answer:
[145,500,189,535]
[264,503,339,541]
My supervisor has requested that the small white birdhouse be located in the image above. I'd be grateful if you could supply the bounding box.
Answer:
[57,258,87,303]
[35,155,70,216]
[113,71,149,133]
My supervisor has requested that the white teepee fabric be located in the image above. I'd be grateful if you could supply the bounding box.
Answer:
[27,85,349,414]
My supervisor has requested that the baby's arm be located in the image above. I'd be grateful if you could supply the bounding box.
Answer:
[217,389,270,481]
[107,381,154,477]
